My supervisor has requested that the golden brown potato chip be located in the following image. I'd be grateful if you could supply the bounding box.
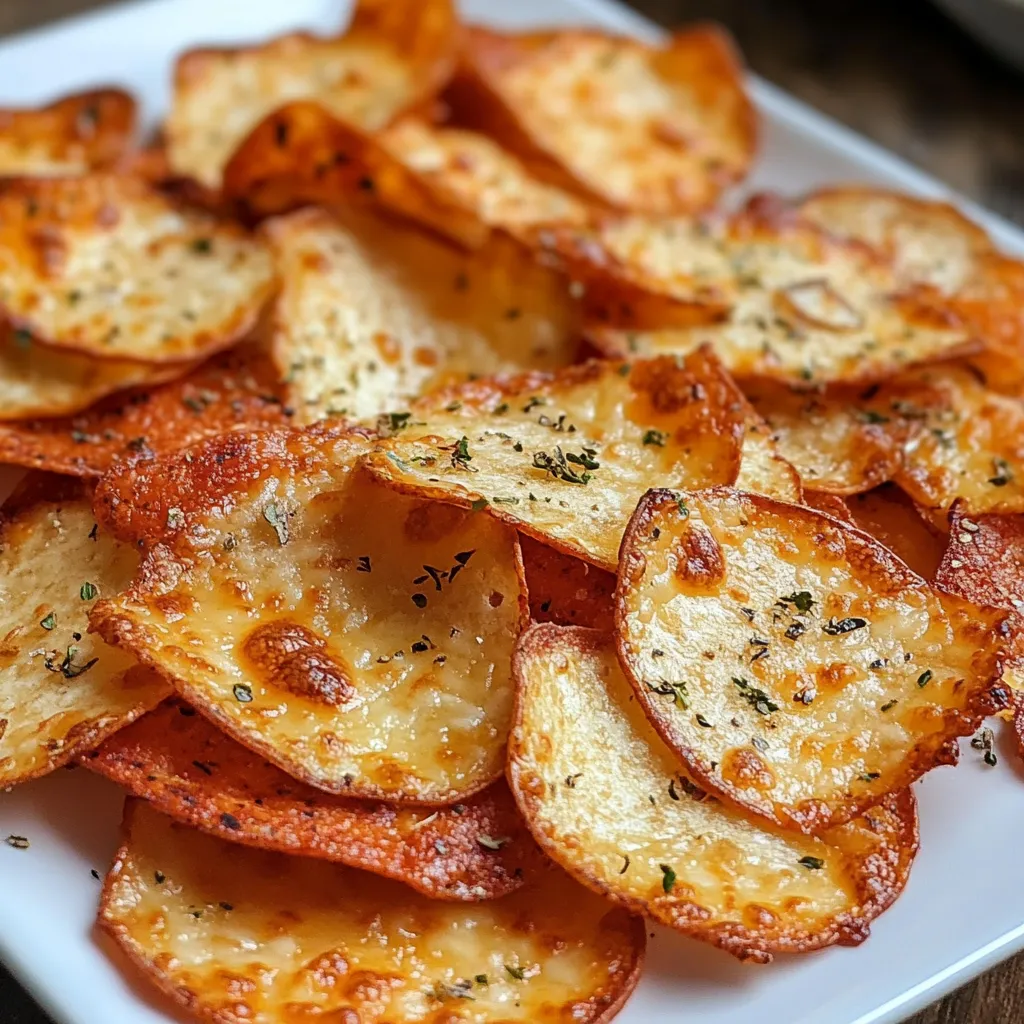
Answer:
[451,24,755,214]
[509,624,918,963]
[590,198,975,386]
[0,324,187,420]
[802,490,856,524]
[736,410,803,501]
[0,89,136,176]
[167,0,457,191]
[745,380,904,495]
[0,175,275,364]
[0,344,287,478]
[264,206,580,425]
[798,187,994,295]
[797,188,1024,394]
[91,425,526,804]
[935,505,1024,671]
[616,487,1008,833]
[363,350,746,570]
[889,365,1024,519]
[85,700,537,900]
[100,800,643,1024]
[845,485,946,581]
[0,485,168,787]
[520,535,615,631]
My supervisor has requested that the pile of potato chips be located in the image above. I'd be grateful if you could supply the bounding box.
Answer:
[1,0,1022,1019]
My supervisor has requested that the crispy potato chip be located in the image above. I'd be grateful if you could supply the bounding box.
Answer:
[264,206,580,425]
[890,365,1024,519]
[745,380,904,495]
[935,505,1024,671]
[509,624,918,962]
[802,490,856,524]
[736,410,803,501]
[0,324,188,420]
[798,187,994,295]
[85,700,536,900]
[798,188,1024,394]
[0,175,275,363]
[616,487,1008,833]
[0,486,168,787]
[363,350,746,570]
[0,344,287,478]
[91,426,526,803]
[451,24,755,214]
[590,198,975,386]
[0,89,136,176]
[100,800,643,1024]
[845,485,946,581]
[167,0,457,190]
[520,535,615,631]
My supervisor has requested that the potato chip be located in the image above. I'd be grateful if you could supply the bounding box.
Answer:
[745,380,904,495]
[91,425,526,803]
[520,535,615,631]
[0,175,275,363]
[845,485,946,581]
[0,486,168,787]
[0,323,187,420]
[802,490,856,524]
[509,624,918,962]
[264,206,580,426]
[451,24,755,214]
[363,350,746,570]
[798,187,994,295]
[798,188,1024,394]
[0,89,136,176]
[616,487,1008,833]
[100,800,643,1024]
[167,0,457,190]
[590,198,976,386]
[890,365,1024,519]
[85,700,537,900]
[0,344,287,478]
[935,505,1024,671]
[736,410,803,501]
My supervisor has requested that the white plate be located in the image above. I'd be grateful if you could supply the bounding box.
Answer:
[1,3,1023,1024]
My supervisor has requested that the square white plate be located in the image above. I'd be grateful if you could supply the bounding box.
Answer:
[1,2,1023,1024]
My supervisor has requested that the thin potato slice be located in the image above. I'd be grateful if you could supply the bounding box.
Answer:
[451,25,755,214]
[590,199,975,386]
[520,535,615,631]
[745,380,904,495]
[100,801,643,1024]
[802,491,857,524]
[935,505,1024,671]
[91,426,526,804]
[265,206,580,425]
[167,0,457,190]
[0,324,188,420]
[0,175,275,363]
[616,487,1008,833]
[363,350,746,570]
[85,701,537,900]
[0,344,287,478]
[0,486,168,787]
[510,625,918,963]
[845,485,946,581]
[891,365,1024,519]
[798,187,994,295]
[736,412,803,501]
[0,89,136,176]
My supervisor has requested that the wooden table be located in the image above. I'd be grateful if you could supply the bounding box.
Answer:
[1,1,1023,1022]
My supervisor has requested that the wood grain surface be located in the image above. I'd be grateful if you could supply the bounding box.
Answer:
[1,1,1023,1023]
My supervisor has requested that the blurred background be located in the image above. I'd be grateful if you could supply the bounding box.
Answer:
[0,1,1022,1023]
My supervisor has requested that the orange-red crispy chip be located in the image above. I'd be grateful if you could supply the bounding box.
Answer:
[85,700,537,900]
[168,0,457,190]
[99,800,644,1023]
[0,344,287,478]
[0,89,136,175]
[520,535,615,631]
[616,487,1009,833]
[450,24,755,214]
